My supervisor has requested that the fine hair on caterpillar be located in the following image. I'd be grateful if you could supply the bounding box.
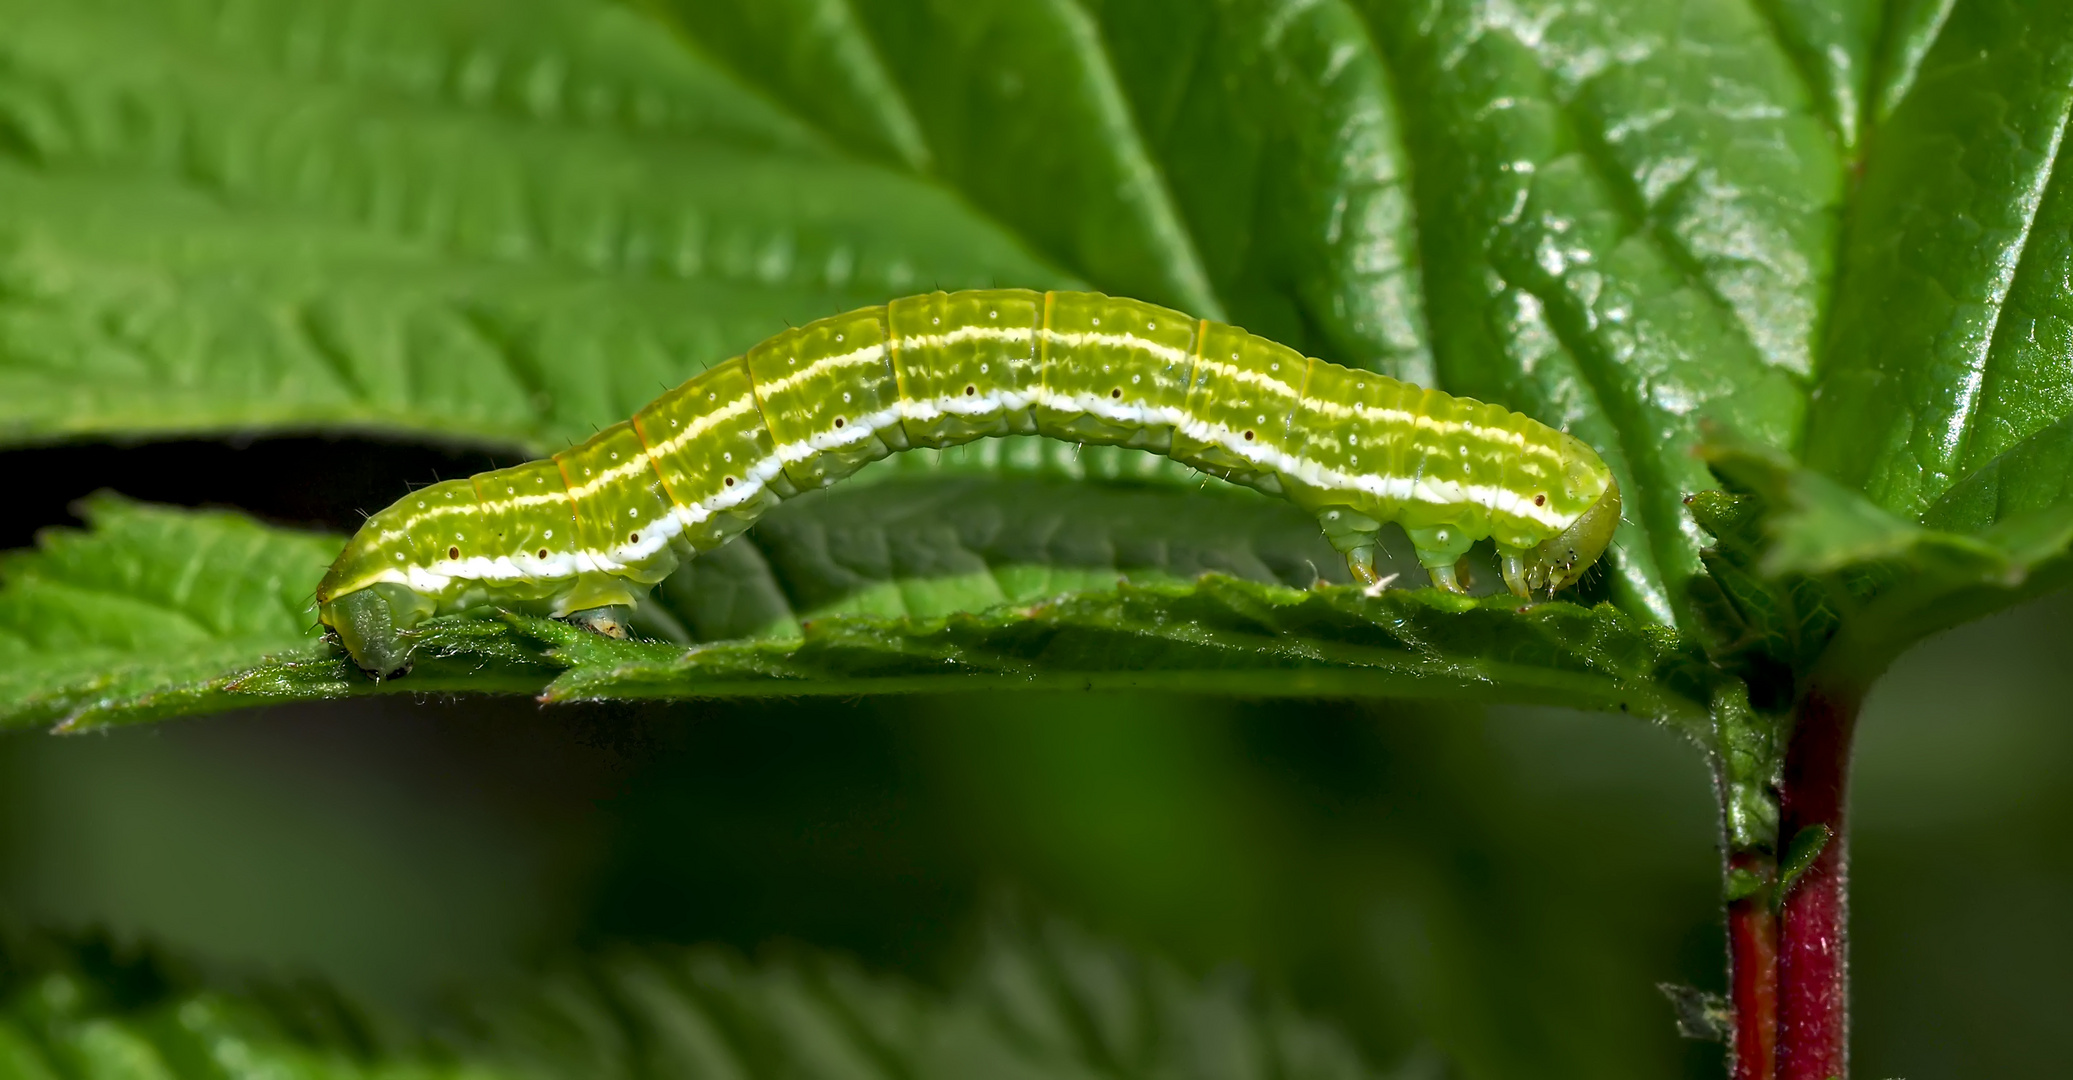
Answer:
[317,289,1621,677]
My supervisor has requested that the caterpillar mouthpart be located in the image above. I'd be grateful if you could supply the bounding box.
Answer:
[1521,478,1622,597]
[321,587,416,679]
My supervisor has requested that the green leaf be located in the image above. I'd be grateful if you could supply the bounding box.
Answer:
[0,921,1432,1080]
[1804,0,2073,519]
[0,0,1073,449]
[1772,823,1833,913]
[1707,681,1783,855]
[464,914,1436,1080]
[1684,487,1844,683]
[1754,0,1880,150]
[645,0,1433,382]
[1700,437,2073,687]
[0,496,1709,732]
[1924,411,2073,533]
[0,495,340,730]
[0,934,481,1080]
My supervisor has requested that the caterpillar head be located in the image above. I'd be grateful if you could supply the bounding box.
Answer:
[1521,476,1621,596]
[318,534,437,678]
[319,586,419,679]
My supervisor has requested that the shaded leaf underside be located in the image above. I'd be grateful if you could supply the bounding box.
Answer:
[0,497,1705,731]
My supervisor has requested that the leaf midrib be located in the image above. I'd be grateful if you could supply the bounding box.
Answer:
[1942,98,2073,495]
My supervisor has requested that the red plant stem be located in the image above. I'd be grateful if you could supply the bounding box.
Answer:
[1726,853,1778,1080]
[1774,685,1860,1079]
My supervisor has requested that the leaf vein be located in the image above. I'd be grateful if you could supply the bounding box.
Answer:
[1049,0,1226,320]
[1744,0,1852,145]
[1949,94,2073,480]
[1551,83,1786,380]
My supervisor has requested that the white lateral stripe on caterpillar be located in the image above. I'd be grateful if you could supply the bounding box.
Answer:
[361,385,1584,577]
[368,388,1582,588]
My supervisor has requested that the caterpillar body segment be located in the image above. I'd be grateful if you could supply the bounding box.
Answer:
[318,289,1621,676]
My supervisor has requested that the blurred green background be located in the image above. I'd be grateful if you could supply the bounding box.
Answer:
[3,586,2066,1079]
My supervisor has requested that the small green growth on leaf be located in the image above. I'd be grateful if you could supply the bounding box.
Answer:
[1774,823,1835,913]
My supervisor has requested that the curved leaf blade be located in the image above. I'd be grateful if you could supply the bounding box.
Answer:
[1804,0,2073,519]
[1757,0,1880,149]
[528,575,1701,724]
[651,0,1433,384]
[1926,413,2073,531]
[0,0,1072,449]
[0,496,339,729]
[0,498,1704,731]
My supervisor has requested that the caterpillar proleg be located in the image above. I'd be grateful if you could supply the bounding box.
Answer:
[318,290,1621,676]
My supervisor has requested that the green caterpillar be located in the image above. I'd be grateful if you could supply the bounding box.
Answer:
[318,289,1621,676]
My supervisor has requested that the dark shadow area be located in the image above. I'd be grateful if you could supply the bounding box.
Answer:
[4,437,524,548]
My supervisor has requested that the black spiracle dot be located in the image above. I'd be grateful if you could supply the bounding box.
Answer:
[1110,388,1122,399]
[537,548,549,559]
[833,417,845,428]
[1243,430,1255,441]
[724,476,736,487]
[447,546,460,560]
[1534,494,1547,506]
[964,385,976,396]
[629,532,640,544]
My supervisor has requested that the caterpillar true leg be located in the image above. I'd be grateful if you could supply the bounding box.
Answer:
[316,289,1622,676]
[1500,547,1529,597]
